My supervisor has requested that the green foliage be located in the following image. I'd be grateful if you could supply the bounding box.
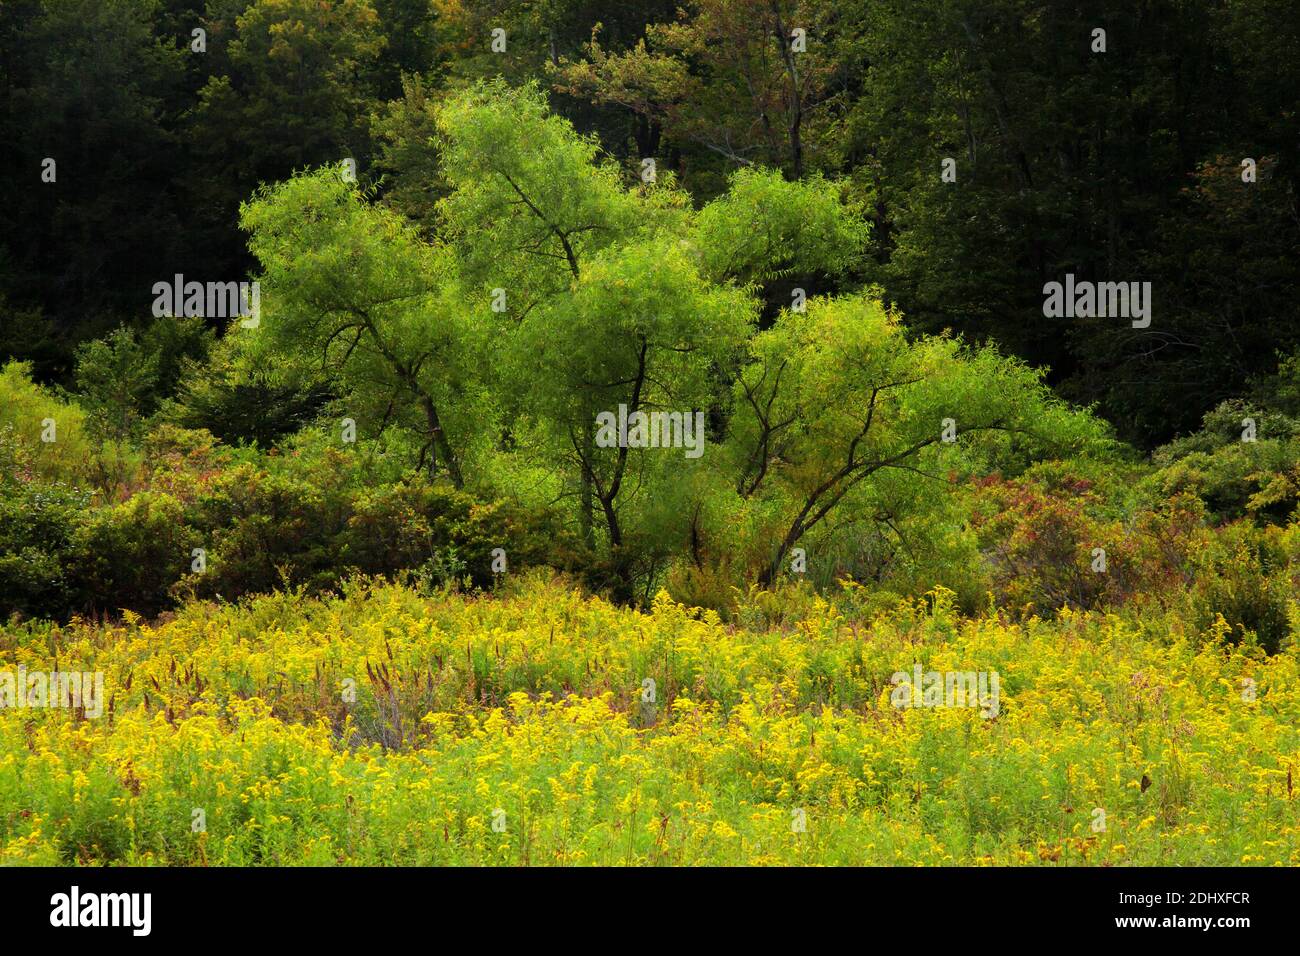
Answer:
[73,328,161,442]
[5,70,1295,659]
[0,417,577,619]
[0,295,63,381]
[728,294,1107,584]
[139,315,215,401]
[693,167,869,286]
[70,492,199,617]
[5,3,1300,880]
[1152,354,1300,523]
[1187,521,1294,655]
[0,361,98,485]
[0,480,90,620]
[824,0,1300,446]
[434,80,648,304]
[0,0,185,333]
[240,167,487,485]
[5,0,1297,456]
[371,74,447,228]
[555,0,832,185]
[167,336,333,448]
[189,0,387,225]
[178,445,577,604]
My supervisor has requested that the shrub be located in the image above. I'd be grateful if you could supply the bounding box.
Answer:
[0,361,95,485]
[1153,384,1300,524]
[1187,521,1293,654]
[2,416,582,620]
[70,492,200,618]
[73,327,161,443]
[347,479,580,589]
[175,454,579,606]
[0,481,90,619]
[185,462,345,599]
[971,471,1201,616]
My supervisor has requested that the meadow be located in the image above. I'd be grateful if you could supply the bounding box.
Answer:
[2,575,1296,866]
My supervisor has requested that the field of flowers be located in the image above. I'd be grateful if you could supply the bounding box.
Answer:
[1,575,1297,866]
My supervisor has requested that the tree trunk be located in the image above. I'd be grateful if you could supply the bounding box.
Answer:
[420,393,462,488]
[771,1,805,179]
[599,494,636,604]
[760,516,805,587]
[579,416,595,548]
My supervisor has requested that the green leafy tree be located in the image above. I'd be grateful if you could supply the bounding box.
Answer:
[730,294,1105,584]
[0,0,184,332]
[823,0,1300,446]
[691,166,868,321]
[239,167,487,485]
[432,80,655,546]
[72,317,212,443]
[189,0,387,253]
[556,0,836,187]
[74,328,162,443]
[515,238,754,596]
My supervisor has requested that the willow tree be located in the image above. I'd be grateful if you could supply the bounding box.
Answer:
[233,82,1103,602]
[429,83,876,594]
[730,294,1106,584]
[238,169,486,485]
[432,81,658,542]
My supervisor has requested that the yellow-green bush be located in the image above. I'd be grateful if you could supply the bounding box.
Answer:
[0,361,94,485]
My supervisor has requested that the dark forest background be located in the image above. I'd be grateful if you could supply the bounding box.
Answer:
[3,0,1297,447]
